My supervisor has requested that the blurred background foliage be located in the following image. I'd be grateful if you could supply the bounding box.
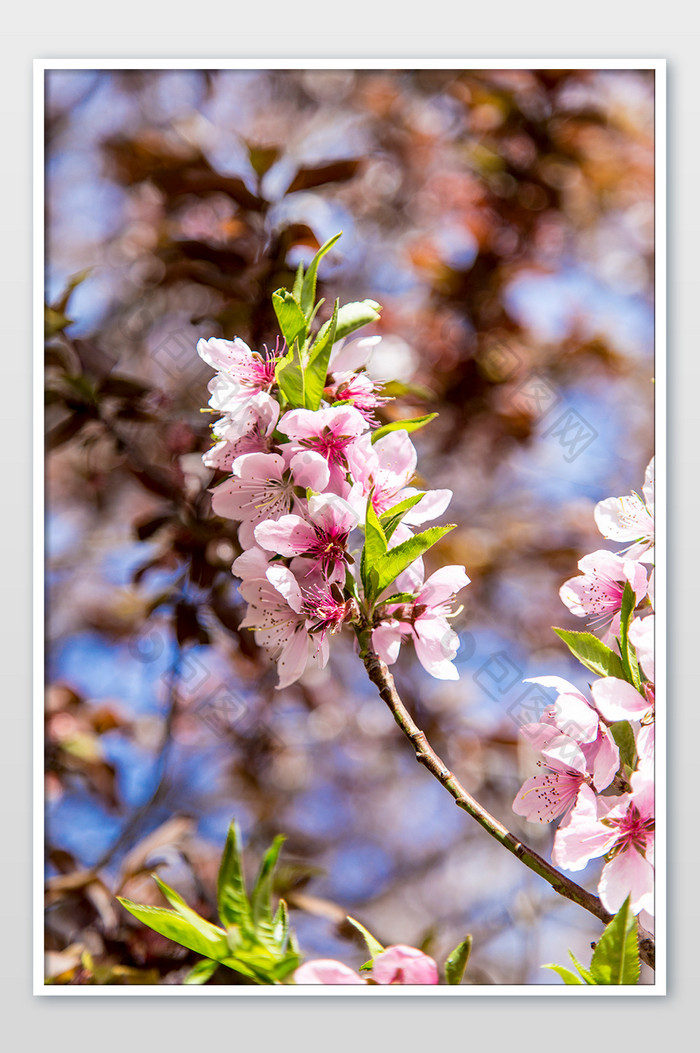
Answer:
[44,67,655,985]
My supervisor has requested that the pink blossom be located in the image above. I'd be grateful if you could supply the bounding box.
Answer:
[294,944,439,985]
[279,405,369,492]
[559,550,648,637]
[324,371,391,425]
[513,727,591,824]
[521,676,600,745]
[372,565,470,680]
[347,430,452,524]
[203,392,280,471]
[198,336,280,405]
[254,493,359,584]
[551,763,654,915]
[370,945,439,985]
[594,458,654,562]
[238,566,328,689]
[210,452,295,548]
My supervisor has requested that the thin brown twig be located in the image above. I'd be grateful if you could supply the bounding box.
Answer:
[362,648,655,972]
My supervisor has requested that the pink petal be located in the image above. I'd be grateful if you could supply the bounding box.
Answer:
[371,946,439,985]
[294,960,365,985]
[266,566,304,614]
[401,488,453,525]
[329,334,381,373]
[591,678,649,722]
[583,728,620,792]
[551,784,616,870]
[289,450,330,492]
[254,516,316,556]
[637,722,654,761]
[308,493,359,534]
[232,546,271,580]
[418,565,471,607]
[512,770,583,825]
[197,336,252,373]
[413,616,460,680]
[594,494,654,546]
[599,849,654,916]
[372,621,403,665]
[276,628,312,690]
[629,615,654,682]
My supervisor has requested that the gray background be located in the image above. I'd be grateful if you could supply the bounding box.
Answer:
[1,6,696,1051]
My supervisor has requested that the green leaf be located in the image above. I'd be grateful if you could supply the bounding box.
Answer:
[304,299,338,410]
[183,958,219,985]
[590,896,640,985]
[378,592,416,605]
[117,898,228,961]
[272,289,307,350]
[543,964,584,985]
[300,232,342,319]
[568,949,596,984]
[273,898,289,945]
[251,834,285,937]
[373,525,456,599]
[552,628,625,680]
[379,492,426,541]
[275,337,306,409]
[619,581,642,689]
[316,299,382,346]
[610,719,638,771]
[292,261,304,303]
[346,916,385,961]
[217,821,253,932]
[444,935,472,985]
[371,414,438,445]
[152,876,229,950]
[361,499,389,600]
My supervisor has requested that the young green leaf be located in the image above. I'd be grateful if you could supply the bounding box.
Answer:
[371,413,438,445]
[619,581,642,689]
[373,525,456,598]
[304,299,338,410]
[361,499,389,600]
[346,916,385,961]
[568,949,596,984]
[315,299,382,345]
[251,834,285,932]
[117,899,228,961]
[610,719,638,771]
[379,492,425,541]
[292,260,305,303]
[217,820,253,932]
[543,964,585,985]
[590,896,640,985]
[272,289,307,350]
[300,232,342,318]
[444,935,472,985]
[152,876,229,949]
[183,958,219,985]
[552,628,625,680]
[275,337,306,410]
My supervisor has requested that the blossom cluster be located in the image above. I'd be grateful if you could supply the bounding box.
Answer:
[198,311,469,690]
[513,459,655,920]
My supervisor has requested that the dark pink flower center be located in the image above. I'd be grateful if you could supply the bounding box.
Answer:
[303,427,354,468]
[608,805,654,856]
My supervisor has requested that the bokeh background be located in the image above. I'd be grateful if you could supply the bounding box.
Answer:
[44,67,655,985]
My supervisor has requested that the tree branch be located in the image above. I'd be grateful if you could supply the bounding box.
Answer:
[362,649,655,972]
